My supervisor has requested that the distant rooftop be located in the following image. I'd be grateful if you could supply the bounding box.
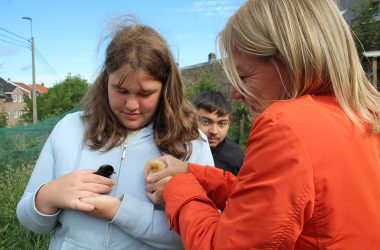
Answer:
[181,52,219,70]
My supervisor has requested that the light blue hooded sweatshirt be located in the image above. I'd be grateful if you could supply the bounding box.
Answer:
[17,112,214,250]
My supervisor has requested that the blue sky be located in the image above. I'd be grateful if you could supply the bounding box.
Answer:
[0,0,244,87]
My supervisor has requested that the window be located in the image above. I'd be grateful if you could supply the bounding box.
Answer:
[5,112,9,120]
[13,110,23,118]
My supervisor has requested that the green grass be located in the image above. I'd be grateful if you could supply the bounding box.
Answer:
[0,164,52,249]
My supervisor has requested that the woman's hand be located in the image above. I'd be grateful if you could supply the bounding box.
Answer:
[35,170,115,215]
[81,195,121,220]
[144,155,189,183]
[144,155,188,205]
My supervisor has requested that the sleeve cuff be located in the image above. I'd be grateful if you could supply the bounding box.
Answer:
[111,193,153,236]
[189,163,225,182]
[19,185,60,232]
[32,185,61,218]
[188,163,205,175]
[163,173,214,231]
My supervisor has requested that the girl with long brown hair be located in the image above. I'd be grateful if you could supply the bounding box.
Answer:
[17,21,213,249]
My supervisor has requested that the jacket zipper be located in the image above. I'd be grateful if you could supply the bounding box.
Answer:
[105,142,128,247]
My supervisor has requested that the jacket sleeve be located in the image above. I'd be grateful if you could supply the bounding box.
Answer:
[163,113,315,250]
[16,120,62,234]
[187,130,237,210]
[188,164,237,210]
[111,134,215,249]
[111,194,183,249]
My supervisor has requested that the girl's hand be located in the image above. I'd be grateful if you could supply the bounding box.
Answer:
[144,155,187,205]
[146,176,172,205]
[81,195,121,220]
[35,169,115,215]
[144,155,188,183]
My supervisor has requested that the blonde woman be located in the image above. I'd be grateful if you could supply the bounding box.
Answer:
[144,0,380,249]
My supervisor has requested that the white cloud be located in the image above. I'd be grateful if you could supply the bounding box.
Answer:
[175,0,241,17]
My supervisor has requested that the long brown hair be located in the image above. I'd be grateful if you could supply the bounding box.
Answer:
[81,22,200,159]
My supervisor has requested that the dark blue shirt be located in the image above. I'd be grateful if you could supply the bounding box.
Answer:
[211,137,244,175]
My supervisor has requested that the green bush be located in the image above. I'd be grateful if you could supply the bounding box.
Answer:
[185,71,216,100]
[0,112,6,128]
[0,164,52,249]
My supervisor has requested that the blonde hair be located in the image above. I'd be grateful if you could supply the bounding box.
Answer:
[219,0,380,132]
[81,22,200,159]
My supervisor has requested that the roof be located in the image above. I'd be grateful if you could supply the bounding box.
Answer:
[12,81,48,95]
[181,60,220,70]
[1,78,17,93]
[14,82,32,92]
[337,0,362,23]
[10,81,33,95]
[35,84,48,94]
[338,0,361,10]
[0,77,21,101]
[0,78,48,98]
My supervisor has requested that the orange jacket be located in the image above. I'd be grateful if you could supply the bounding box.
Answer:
[163,95,380,250]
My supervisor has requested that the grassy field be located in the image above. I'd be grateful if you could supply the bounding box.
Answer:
[0,164,51,249]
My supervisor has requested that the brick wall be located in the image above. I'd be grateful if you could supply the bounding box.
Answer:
[181,60,231,96]
[3,88,26,127]
[0,98,4,111]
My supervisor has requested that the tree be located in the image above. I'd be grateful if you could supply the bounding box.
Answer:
[184,72,252,147]
[228,101,252,149]
[0,112,7,128]
[23,75,89,123]
[185,71,216,101]
[351,0,380,54]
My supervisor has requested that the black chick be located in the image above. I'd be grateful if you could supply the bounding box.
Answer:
[95,164,115,178]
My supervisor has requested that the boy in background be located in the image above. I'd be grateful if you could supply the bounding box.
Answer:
[193,91,244,175]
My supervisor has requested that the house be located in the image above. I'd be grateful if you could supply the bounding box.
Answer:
[339,0,362,23]
[0,77,27,126]
[0,77,48,127]
[181,53,230,96]
[10,80,48,96]
[0,79,5,112]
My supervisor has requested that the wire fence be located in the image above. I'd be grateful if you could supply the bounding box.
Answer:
[0,113,67,173]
